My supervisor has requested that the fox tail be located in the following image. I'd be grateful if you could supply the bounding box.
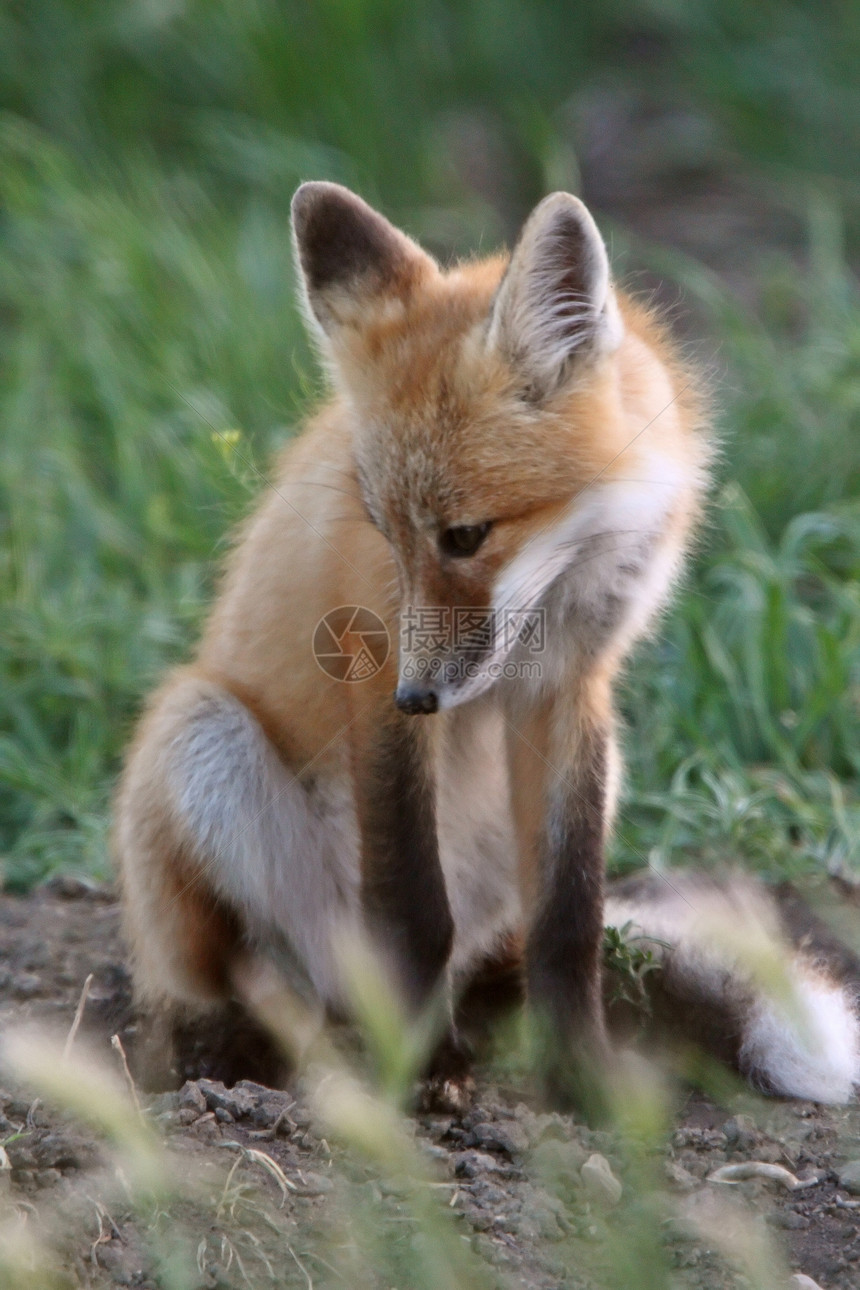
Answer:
[605,870,860,1104]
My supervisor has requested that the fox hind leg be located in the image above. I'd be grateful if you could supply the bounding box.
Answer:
[116,673,358,1080]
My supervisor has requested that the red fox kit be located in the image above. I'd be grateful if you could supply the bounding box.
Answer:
[116,183,859,1109]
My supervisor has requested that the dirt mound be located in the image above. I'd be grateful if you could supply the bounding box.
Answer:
[0,884,857,1289]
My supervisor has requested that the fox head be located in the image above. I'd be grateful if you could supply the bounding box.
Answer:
[292,182,707,712]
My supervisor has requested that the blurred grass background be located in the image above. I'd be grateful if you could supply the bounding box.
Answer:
[0,0,858,890]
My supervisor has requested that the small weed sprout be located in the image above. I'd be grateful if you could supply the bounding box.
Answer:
[603,921,666,1015]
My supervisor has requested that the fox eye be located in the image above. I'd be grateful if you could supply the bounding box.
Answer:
[440,521,492,558]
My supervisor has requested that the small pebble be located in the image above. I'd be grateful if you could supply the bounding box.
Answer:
[665,1161,699,1192]
[453,1150,512,1179]
[836,1159,860,1195]
[768,1210,809,1229]
[580,1153,622,1207]
[192,1117,220,1143]
[42,874,98,899]
[197,1079,255,1120]
[11,974,42,999]
[532,1137,587,1187]
[295,1171,333,1196]
[178,1081,207,1114]
[723,1114,758,1152]
[467,1120,529,1157]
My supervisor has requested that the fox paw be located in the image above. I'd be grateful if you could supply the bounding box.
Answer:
[419,1028,475,1115]
[419,1070,475,1116]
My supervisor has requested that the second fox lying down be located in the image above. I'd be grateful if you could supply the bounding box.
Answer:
[115,182,860,1109]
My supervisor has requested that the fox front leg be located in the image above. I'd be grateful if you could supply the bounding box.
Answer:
[507,676,615,1119]
[354,708,471,1105]
[356,709,452,1005]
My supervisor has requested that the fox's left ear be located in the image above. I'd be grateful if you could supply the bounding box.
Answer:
[291,182,437,347]
[487,192,622,399]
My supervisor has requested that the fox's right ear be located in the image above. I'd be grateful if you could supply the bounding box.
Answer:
[487,192,622,400]
[291,182,436,348]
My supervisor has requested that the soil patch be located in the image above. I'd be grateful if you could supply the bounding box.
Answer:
[0,883,857,1289]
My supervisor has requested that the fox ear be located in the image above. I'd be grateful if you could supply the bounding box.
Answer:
[487,192,622,399]
[291,182,436,342]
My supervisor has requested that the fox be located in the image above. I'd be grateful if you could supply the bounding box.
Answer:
[115,182,860,1112]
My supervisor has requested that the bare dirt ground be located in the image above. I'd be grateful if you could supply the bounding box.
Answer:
[0,882,858,1289]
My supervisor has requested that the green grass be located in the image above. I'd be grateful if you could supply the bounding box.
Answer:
[0,0,858,891]
[616,229,860,884]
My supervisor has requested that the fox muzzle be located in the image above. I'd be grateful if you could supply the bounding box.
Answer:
[393,684,439,715]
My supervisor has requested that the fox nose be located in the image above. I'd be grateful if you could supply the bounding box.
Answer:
[394,685,439,715]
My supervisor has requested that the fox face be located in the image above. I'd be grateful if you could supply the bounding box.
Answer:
[292,184,707,712]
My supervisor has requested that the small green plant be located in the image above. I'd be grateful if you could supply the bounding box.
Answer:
[602,921,666,1016]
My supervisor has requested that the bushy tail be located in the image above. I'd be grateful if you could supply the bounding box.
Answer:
[605,870,860,1104]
